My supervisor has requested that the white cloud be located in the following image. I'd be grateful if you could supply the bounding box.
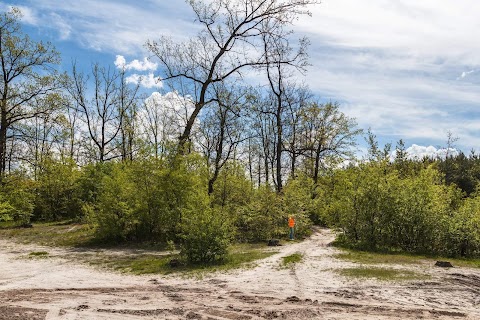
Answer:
[114,55,157,71]
[18,0,196,54]
[298,0,480,64]
[126,73,162,89]
[11,0,480,153]
[459,70,475,79]
[404,144,459,160]
[114,55,126,69]
[50,12,71,40]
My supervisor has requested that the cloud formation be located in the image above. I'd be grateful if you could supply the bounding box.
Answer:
[49,12,71,40]
[114,55,158,71]
[404,144,459,160]
[9,0,195,54]
[459,70,475,79]
[126,73,162,89]
[7,0,480,152]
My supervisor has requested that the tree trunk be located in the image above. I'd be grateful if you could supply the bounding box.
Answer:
[0,107,8,177]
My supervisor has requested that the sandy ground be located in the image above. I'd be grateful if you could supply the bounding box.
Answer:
[0,229,479,319]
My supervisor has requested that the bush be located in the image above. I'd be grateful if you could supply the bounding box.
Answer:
[180,201,232,264]
[234,186,284,242]
[86,154,210,244]
[85,164,137,241]
[0,172,34,225]
[33,158,82,221]
[329,162,463,255]
[443,195,480,257]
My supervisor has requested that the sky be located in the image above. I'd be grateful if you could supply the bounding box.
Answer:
[3,0,480,158]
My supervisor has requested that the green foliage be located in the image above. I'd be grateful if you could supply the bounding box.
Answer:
[234,186,285,242]
[180,203,232,264]
[211,162,253,208]
[0,198,15,222]
[33,158,82,221]
[442,195,480,257]
[282,253,303,266]
[85,164,137,241]
[328,161,466,256]
[128,155,205,241]
[86,154,212,244]
[0,172,34,225]
[438,152,480,196]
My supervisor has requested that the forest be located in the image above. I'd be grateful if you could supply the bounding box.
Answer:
[1,2,479,265]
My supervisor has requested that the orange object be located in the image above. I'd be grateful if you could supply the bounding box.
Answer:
[288,217,295,228]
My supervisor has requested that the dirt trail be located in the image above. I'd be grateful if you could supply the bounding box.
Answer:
[1,228,479,319]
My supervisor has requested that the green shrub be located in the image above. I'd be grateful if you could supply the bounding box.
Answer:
[85,164,137,241]
[180,204,232,264]
[443,195,480,257]
[0,172,34,225]
[33,158,82,221]
[329,162,463,255]
[234,186,284,242]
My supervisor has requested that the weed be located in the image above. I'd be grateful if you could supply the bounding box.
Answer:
[28,251,49,258]
[282,253,303,267]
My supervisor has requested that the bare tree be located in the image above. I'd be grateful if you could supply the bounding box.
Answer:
[140,91,196,158]
[198,85,248,195]
[283,85,312,178]
[67,63,133,163]
[117,70,141,162]
[147,0,318,150]
[15,97,66,178]
[261,22,309,192]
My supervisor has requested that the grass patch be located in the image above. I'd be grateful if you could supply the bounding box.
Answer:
[338,267,430,281]
[436,257,480,269]
[335,248,480,269]
[87,244,277,275]
[0,221,96,247]
[0,221,278,275]
[282,253,303,267]
[28,251,49,257]
[335,249,423,265]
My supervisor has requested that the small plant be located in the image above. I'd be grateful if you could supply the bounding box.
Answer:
[29,251,49,257]
[282,253,303,267]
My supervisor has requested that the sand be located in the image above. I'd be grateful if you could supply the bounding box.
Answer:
[0,228,479,319]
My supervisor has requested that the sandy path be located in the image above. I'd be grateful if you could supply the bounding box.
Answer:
[1,228,479,319]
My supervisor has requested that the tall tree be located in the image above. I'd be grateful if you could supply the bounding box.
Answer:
[300,102,361,188]
[0,8,61,176]
[117,70,140,162]
[198,85,247,195]
[261,19,309,192]
[147,0,318,150]
[283,85,311,178]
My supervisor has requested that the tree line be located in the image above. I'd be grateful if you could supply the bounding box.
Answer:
[1,2,479,263]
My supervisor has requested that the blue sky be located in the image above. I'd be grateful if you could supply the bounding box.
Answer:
[4,0,480,158]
